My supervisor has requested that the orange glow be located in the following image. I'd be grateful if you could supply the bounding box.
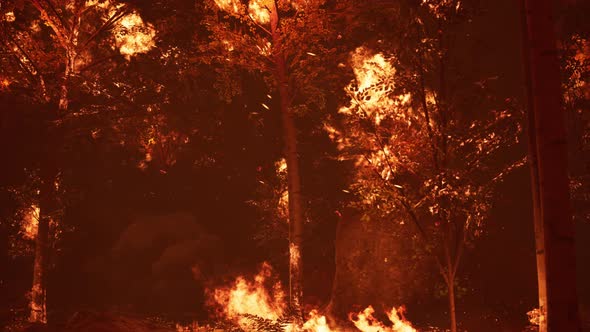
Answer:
[421,0,459,18]
[574,37,590,99]
[1,78,10,90]
[114,12,156,59]
[21,205,40,240]
[207,262,417,331]
[248,0,271,24]
[330,45,428,189]
[527,308,545,327]
[350,306,416,332]
[257,40,272,56]
[87,0,155,59]
[209,262,286,327]
[340,47,411,126]
[214,0,242,15]
[209,262,335,331]
[4,11,15,22]
[276,158,289,220]
[29,283,46,323]
[302,310,333,332]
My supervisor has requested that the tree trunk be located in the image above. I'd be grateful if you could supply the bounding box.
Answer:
[447,275,457,332]
[269,2,304,313]
[29,42,72,323]
[30,116,61,323]
[444,236,458,332]
[522,0,581,330]
[28,5,80,324]
[520,1,548,329]
[29,204,48,323]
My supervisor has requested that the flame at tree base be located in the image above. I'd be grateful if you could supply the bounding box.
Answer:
[206,262,417,332]
[350,306,416,332]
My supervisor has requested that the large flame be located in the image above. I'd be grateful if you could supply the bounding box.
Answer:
[208,263,334,331]
[88,0,155,59]
[207,263,417,332]
[332,46,420,187]
[248,0,271,24]
[339,47,412,126]
[350,306,416,332]
[302,310,332,332]
[210,262,286,325]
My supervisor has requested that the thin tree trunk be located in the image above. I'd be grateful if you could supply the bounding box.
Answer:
[444,231,458,332]
[522,0,581,330]
[29,5,81,324]
[29,125,60,324]
[29,42,73,323]
[520,1,548,329]
[447,274,457,332]
[29,191,49,323]
[269,2,304,313]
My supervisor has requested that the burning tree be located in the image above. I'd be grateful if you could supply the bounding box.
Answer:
[325,2,523,330]
[0,0,155,323]
[200,0,342,315]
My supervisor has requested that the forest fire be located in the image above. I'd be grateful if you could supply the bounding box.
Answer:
[208,263,416,332]
[0,0,588,331]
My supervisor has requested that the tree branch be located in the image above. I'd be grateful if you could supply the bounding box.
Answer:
[30,0,70,50]
[79,5,130,51]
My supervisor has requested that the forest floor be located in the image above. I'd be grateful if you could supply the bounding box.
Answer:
[2,310,542,332]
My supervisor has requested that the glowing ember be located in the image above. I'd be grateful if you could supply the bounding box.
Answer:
[276,158,288,173]
[29,283,46,323]
[278,189,289,219]
[276,158,289,219]
[350,306,416,332]
[527,307,545,326]
[4,11,15,22]
[289,244,301,265]
[1,78,10,90]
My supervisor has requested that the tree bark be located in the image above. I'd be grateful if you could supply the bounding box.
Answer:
[520,1,548,329]
[522,0,581,330]
[444,232,458,332]
[29,199,48,323]
[269,1,304,313]
[447,274,457,332]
